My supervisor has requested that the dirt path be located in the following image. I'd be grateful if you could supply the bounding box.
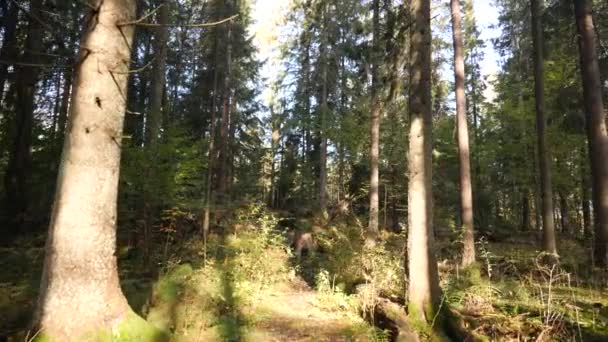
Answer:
[246,279,371,341]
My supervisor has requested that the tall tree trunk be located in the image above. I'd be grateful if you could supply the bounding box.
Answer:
[0,0,18,104]
[319,67,328,213]
[218,12,232,202]
[203,27,221,240]
[407,0,441,324]
[451,0,476,267]
[367,0,381,243]
[146,0,168,146]
[141,0,169,268]
[574,0,608,267]
[4,0,44,230]
[34,1,159,339]
[531,0,557,254]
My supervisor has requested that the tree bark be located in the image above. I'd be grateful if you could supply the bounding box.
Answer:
[57,68,73,137]
[451,0,476,267]
[203,25,221,239]
[146,0,168,146]
[33,1,157,339]
[0,0,18,104]
[368,0,381,243]
[581,147,592,237]
[521,191,530,231]
[3,0,44,229]
[218,5,232,202]
[531,0,557,254]
[574,0,608,267]
[559,192,570,234]
[407,0,441,325]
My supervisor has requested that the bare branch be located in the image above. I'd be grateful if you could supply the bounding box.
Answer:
[118,14,239,28]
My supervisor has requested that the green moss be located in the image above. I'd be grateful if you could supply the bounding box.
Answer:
[33,311,169,342]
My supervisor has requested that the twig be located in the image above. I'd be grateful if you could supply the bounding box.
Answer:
[118,14,239,28]
[110,57,156,75]
[126,110,144,116]
[125,4,165,26]
[0,59,60,68]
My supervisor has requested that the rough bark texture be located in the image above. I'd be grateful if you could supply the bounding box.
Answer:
[367,0,381,242]
[451,0,476,267]
[574,0,608,267]
[4,0,44,229]
[531,0,557,255]
[407,0,441,324]
[34,0,147,339]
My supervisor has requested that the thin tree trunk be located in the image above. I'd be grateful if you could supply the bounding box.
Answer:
[319,72,328,213]
[581,146,592,237]
[407,0,441,324]
[34,1,158,339]
[574,0,608,267]
[368,0,381,243]
[57,68,73,137]
[451,0,476,267]
[141,0,169,268]
[0,0,18,104]
[203,23,222,244]
[559,192,570,234]
[522,191,530,231]
[218,10,232,202]
[4,0,44,230]
[531,0,557,254]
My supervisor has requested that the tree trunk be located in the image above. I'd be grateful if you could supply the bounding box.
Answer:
[407,0,441,325]
[3,0,44,230]
[146,0,168,146]
[574,0,608,267]
[142,0,169,267]
[531,0,557,254]
[559,192,570,234]
[451,0,476,267]
[203,27,221,239]
[521,191,530,231]
[0,0,18,104]
[367,0,381,243]
[581,147,592,238]
[218,12,232,202]
[57,68,73,137]
[34,1,160,339]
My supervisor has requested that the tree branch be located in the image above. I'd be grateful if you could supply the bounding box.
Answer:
[118,14,239,28]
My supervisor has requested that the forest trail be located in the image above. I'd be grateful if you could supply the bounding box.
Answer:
[139,212,376,342]
[244,279,369,341]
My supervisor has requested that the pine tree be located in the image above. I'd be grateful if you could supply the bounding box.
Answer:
[34,1,162,339]
[450,0,476,266]
[407,0,442,324]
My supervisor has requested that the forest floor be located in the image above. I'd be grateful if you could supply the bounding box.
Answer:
[1,204,608,341]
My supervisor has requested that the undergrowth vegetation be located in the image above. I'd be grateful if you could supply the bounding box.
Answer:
[1,203,607,341]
